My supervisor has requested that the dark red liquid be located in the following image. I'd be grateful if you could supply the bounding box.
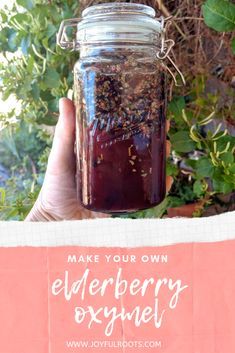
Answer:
[75,59,166,213]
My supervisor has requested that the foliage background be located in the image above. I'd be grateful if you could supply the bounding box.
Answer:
[0,0,234,220]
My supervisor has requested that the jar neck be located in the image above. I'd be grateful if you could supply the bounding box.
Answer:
[79,44,158,60]
[76,22,161,48]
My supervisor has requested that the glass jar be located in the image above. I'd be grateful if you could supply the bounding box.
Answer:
[57,2,183,214]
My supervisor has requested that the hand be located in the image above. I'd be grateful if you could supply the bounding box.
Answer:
[25,98,173,221]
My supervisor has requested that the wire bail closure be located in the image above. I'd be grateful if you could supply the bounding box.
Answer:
[57,18,82,50]
[156,16,186,87]
[57,15,185,86]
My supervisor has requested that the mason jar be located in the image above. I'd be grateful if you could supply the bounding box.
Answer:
[57,2,183,214]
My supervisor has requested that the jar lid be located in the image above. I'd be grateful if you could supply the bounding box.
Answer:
[57,2,164,50]
[57,3,186,86]
[82,3,156,19]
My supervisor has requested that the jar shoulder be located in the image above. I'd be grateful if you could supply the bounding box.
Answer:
[74,56,164,75]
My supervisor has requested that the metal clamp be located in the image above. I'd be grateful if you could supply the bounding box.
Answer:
[57,18,81,50]
[156,16,186,86]
[57,15,186,86]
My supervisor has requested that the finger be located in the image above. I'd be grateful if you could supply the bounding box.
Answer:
[166,176,173,194]
[46,98,76,175]
[56,98,75,145]
[166,119,170,133]
[166,140,171,158]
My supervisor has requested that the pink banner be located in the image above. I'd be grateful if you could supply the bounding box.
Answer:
[0,241,235,352]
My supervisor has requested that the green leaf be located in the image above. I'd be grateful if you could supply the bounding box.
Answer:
[37,114,58,126]
[2,90,11,101]
[10,13,29,27]
[170,131,196,153]
[0,10,7,23]
[232,37,235,55]
[212,179,234,193]
[8,30,18,52]
[168,96,185,121]
[0,28,15,52]
[196,157,215,177]
[45,24,57,39]
[42,37,49,50]
[27,55,35,74]
[21,35,31,55]
[202,0,235,32]
[16,0,35,10]
[186,159,197,169]
[167,196,184,208]
[47,99,59,113]
[128,197,169,219]
[31,82,40,100]
[193,179,204,197]
[222,174,235,184]
[229,163,235,174]
[220,151,234,165]
[16,79,32,100]
[142,198,169,218]
[178,184,196,202]
[0,188,6,205]
[42,68,60,89]
[166,160,178,176]
[216,135,235,151]
[40,90,55,102]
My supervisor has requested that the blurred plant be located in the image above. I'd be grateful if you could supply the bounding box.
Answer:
[0,121,51,220]
[202,0,235,33]
[202,0,235,53]
[0,0,79,219]
[0,0,79,127]
[123,77,235,219]
[168,76,234,209]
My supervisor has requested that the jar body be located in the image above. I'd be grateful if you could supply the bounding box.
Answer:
[74,46,166,213]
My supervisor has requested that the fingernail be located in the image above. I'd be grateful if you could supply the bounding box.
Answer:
[59,98,65,114]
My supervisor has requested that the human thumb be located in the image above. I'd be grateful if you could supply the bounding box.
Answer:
[46,97,76,176]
